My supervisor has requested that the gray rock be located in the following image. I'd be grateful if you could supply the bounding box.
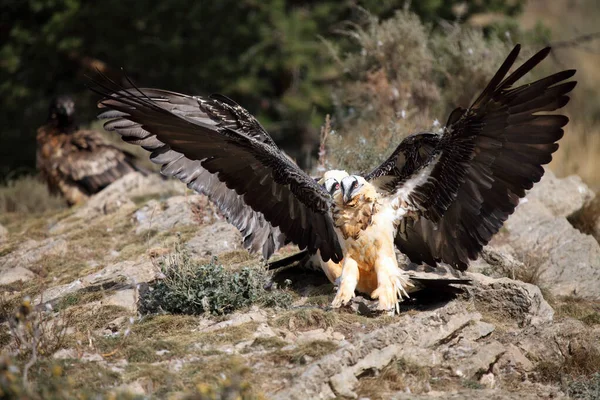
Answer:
[0,266,36,285]
[134,194,212,234]
[202,308,267,332]
[53,348,78,360]
[0,238,68,273]
[72,173,139,219]
[103,288,137,311]
[186,221,242,257]
[504,197,600,298]
[296,328,345,344]
[49,173,185,235]
[37,258,155,304]
[526,170,595,218]
[479,372,496,389]
[496,344,534,373]
[470,246,524,277]
[81,352,104,362]
[467,273,554,326]
[271,302,484,400]
[451,341,505,378]
[390,389,565,399]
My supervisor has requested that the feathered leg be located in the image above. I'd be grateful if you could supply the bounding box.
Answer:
[331,256,358,308]
[370,252,412,313]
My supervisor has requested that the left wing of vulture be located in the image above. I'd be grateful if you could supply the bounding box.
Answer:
[366,44,576,270]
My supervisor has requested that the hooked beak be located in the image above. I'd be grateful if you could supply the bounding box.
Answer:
[343,190,353,204]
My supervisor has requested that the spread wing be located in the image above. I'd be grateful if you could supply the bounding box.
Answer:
[101,88,286,259]
[366,44,576,270]
[91,77,342,262]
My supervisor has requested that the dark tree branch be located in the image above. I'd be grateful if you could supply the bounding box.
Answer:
[549,32,600,49]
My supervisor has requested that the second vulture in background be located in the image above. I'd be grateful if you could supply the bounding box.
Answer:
[36,95,141,206]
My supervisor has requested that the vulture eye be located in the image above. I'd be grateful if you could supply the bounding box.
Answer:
[335,183,340,189]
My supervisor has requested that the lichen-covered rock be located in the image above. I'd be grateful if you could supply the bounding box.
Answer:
[504,197,600,299]
[185,221,242,257]
[36,258,155,304]
[0,238,68,273]
[467,273,555,326]
[0,266,36,285]
[526,170,595,218]
[134,194,213,234]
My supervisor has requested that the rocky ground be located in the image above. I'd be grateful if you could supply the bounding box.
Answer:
[1,170,600,399]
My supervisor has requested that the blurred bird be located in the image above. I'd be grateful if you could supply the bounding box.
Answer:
[36,95,140,206]
[90,44,575,312]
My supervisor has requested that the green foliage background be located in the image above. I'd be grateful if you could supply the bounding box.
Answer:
[0,0,523,181]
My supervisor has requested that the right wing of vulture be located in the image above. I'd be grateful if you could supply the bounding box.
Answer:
[91,78,342,262]
[366,44,576,270]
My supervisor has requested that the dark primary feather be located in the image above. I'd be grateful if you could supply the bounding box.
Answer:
[92,77,342,262]
[367,44,576,270]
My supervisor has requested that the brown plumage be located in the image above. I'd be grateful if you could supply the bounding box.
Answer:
[332,186,379,240]
[36,95,138,206]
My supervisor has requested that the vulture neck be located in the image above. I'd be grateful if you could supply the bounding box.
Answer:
[332,184,380,241]
[48,115,78,135]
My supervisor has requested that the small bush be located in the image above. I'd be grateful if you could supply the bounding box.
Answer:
[567,373,600,400]
[139,248,292,316]
[536,344,600,387]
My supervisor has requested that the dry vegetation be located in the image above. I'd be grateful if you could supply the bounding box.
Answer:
[320,6,599,193]
[323,9,518,174]
[0,176,65,215]
[522,0,600,189]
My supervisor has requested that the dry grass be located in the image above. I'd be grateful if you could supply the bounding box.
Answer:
[356,358,436,398]
[554,296,600,326]
[568,196,600,242]
[520,0,600,189]
[269,340,339,365]
[536,344,600,385]
[0,175,65,214]
[551,121,600,191]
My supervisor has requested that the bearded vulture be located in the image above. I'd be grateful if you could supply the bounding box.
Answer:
[36,95,140,206]
[91,44,575,312]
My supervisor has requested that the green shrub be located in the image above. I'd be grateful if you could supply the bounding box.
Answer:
[139,249,292,316]
[568,373,600,400]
